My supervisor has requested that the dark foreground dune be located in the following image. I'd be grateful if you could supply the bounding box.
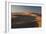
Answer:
[11,12,41,28]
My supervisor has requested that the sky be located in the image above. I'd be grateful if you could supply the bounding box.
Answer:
[11,5,41,14]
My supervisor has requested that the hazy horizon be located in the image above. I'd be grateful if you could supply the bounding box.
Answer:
[11,5,41,14]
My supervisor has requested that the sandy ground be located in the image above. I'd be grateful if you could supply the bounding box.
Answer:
[11,12,41,28]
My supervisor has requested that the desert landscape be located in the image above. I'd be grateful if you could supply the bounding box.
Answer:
[11,5,41,28]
